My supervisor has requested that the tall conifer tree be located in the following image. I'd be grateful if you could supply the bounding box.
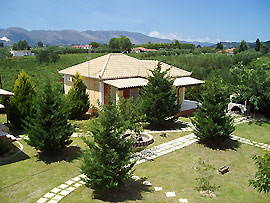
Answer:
[66,72,90,119]
[9,71,35,127]
[192,81,235,145]
[80,98,135,193]
[24,80,73,154]
[138,62,180,127]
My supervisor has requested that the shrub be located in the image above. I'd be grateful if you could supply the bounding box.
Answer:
[24,80,73,154]
[9,71,35,127]
[249,151,270,193]
[66,72,90,119]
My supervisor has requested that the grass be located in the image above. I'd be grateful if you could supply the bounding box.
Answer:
[0,114,6,124]
[234,121,270,144]
[62,143,269,203]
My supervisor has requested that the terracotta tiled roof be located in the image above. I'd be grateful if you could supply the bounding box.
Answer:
[59,53,191,80]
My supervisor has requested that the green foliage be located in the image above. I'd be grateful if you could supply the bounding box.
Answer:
[255,39,260,52]
[12,40,30,50]
[37,41,44,47]
[260,42,269,54]
[108,36,132,51]
[195,158,219,192]
[9,71,36,127]
[0,47,12,59]
[239,40,249,53]
[191,81,235,145]
[138,62,180,127]
[35,47,60,63]
[249,151,270,193]
[89,42,100,48]
[230,61,270,114]
[137,40,195,50]
[216,42,223,50]
[117,96,145,134]
[80,98,135,193]
[24,80,73,154]
[66,72,90,119]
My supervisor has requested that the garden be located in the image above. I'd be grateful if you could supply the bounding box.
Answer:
[0,50,270,202]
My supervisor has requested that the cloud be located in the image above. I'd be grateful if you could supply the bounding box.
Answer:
[148,31,220,43]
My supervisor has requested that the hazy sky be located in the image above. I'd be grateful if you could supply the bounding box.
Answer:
[1,0,269,43]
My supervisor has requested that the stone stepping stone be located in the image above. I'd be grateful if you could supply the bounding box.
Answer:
[51,187,61,193]
[52,195,64,201]
[66,186,76,192]
[166,192,176,197]
[132,176,140,181]
[36,197,48,203]
[72,176,81,182]
[65,180,74,185]
[179,198,188,202]
[59,189,70,196]
[79,181,86,184]
[44,192,55,198]
[154,187,162,191]
[143,181,152,186]
[58,184,68,189]
[73,183,82,188]
[79,174,87,178]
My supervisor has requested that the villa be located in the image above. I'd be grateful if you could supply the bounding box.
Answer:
[59,53,204,115]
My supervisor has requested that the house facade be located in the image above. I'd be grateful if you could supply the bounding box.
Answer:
[10,50,34,56]
[59,53,204,114]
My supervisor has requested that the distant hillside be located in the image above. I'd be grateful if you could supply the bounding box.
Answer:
[0,27,172,46]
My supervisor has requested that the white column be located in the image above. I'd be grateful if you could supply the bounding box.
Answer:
[99,81,104,105]
[183,87,185,101]
[64,75,67,94]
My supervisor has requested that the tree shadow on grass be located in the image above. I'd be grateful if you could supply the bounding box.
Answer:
[145,120,188,131]
[248,120,270,126]
[92,178,152,202]
[37,145,81,164]
[200,138,241,151]
[0,142,30,166]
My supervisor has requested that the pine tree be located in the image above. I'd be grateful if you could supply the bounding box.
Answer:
[255,38,260,52]
[191,81,235,146]
[66,72,90,119]
[216,42,223,50]
[138,62,180,127]
[9,70,35,127]
[80,98,135,194]
[24,80,73,154]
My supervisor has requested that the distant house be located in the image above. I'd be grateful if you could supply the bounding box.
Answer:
[131,47,157,53]
[217,48,235,55]
[59,53,205,115]
[10,50,34,56]
[72,44,90,49]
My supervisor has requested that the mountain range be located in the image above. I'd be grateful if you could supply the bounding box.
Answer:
[0,27,214,47]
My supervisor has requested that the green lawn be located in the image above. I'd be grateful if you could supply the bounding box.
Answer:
[63,143,268,203]
[234,121,270,144]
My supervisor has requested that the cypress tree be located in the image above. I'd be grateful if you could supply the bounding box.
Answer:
[255,38,260,52]
[9,70,35,127]
[138,62,180,127]
[191,81,235,146]
[24,80,73,154]
[80,98,135,194]
[66,72,90,119]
